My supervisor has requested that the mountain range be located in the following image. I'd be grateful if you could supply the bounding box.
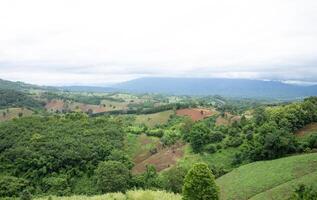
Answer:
[1,77,317,99]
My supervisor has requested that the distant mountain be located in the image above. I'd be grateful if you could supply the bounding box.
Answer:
[113,77,317,99]
[0,79,56,92]
[60,86,115,93]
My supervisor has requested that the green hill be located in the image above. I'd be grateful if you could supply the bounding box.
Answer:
[216,153,317,200]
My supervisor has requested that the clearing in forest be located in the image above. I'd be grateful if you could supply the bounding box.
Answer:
[176,108,216,121]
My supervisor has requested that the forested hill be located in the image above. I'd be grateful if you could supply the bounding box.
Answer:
[113,77,317,99]
[0,79,56,92]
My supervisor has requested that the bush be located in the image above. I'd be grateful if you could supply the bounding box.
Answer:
[210,131,225,143]
[20,190,32,200]
[146,129,164,137]
[290,184,317,200]
[204,144,217,153]
[0,176,28,197]
[161,165,188,193]
[182,163,219,200]
[95,161,130,193]
[308,134,317,149]
[225,136,244,147]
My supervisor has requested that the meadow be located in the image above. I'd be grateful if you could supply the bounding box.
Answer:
[217,153,317,200]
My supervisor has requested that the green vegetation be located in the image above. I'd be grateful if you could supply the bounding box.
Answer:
[182,163,219,200]
[216,153,317,200]
[2,79,317,199]
[135,110,174,127]
[0,113,128,197]
[0,107,33,121]
[34,190,181,200]
[0,89,44,109]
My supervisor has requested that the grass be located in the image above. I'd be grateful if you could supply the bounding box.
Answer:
[216,153,317,200]
[34,190,181,200]
[100,99,129,111]
[124,133,160,158]
[178,145,238,170]
[134,110,174,127]
[0,107,33,121]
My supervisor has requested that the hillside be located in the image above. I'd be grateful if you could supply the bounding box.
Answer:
[216,153,317,200]
[114,77,317,99]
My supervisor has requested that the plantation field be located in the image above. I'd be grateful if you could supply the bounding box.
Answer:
[176,108,216,121]
[216,153,317,200]
[125,133,184,174]
[34,190,181,200]
[135,110,174,127]
[100,99,129,111]
[0,107,33,121]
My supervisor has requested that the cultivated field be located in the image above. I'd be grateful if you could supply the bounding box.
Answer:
[134,110,174,127]
[0,107,33,121]
[216,153,317,200]
[176,108,216,121]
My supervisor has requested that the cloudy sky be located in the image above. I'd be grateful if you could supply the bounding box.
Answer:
[0,0,316,86]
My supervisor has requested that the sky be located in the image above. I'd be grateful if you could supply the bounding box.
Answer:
[0,0,317,86]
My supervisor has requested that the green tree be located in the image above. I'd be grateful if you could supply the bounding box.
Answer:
[144,165,161,189]
[189,123,211,153]
[162,165,187,193]
[95,161,130,193]
[182,163,219,200]
[20,190,32,200]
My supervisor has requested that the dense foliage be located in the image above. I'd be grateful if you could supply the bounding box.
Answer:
[0,113,128,197]
[182,163,219,200]
[0,89,44,109]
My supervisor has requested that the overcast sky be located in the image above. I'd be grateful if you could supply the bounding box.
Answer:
[0,0,316,86]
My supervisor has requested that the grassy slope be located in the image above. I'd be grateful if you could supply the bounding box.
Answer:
[216,153,317,200]
[179,145,238,170]
[135,110,174,127]
[0,107,33,121]
[35,190,181,200]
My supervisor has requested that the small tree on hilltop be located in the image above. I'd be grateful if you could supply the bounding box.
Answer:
[182,163,219,200]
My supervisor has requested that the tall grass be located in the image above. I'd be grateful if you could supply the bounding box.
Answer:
[35,190,181,200]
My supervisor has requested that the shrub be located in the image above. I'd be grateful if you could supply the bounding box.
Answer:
[20,190,32,200]
[95,161,130,193]
[182,163,219,200]
[290,184,317,200]
[204,144,217,153]
[0,176,28,197]
[161,165,188,193]
[210,131,225,143]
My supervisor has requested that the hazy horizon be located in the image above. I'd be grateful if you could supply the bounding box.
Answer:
[0,0,317,86]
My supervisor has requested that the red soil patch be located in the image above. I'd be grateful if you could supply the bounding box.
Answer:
[176,108,214,121]
[45,99,65,112]
[132,142,185,174]
[296,122,317,137]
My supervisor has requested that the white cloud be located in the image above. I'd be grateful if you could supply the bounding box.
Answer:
[0,0,316,85]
